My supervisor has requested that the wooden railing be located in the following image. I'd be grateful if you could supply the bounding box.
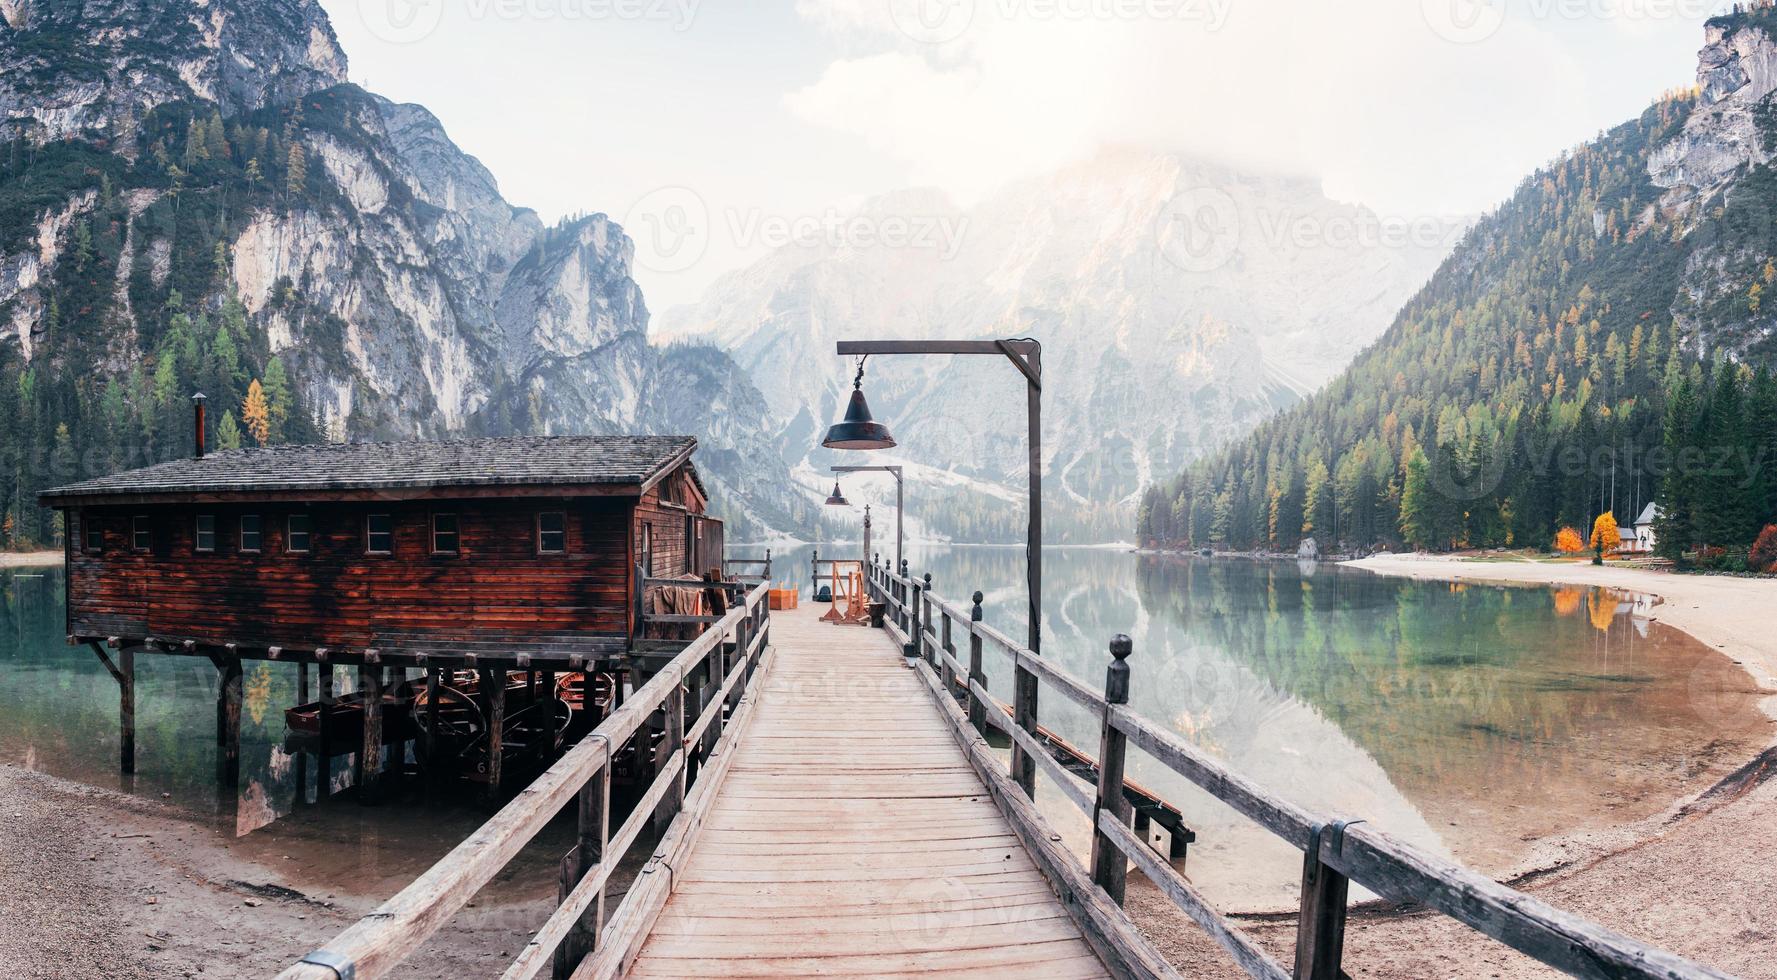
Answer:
[867,560,1734,980]
[277,580,774,980]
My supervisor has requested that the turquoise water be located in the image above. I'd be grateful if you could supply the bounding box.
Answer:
[2,551,1767,908]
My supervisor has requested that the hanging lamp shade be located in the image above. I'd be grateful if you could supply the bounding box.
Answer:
[822,385,896,450]
[825,481,850,507]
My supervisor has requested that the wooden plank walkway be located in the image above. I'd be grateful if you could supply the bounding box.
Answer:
[625,604,1111,979]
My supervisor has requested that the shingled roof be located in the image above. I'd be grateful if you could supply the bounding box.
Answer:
[39,435,699,504]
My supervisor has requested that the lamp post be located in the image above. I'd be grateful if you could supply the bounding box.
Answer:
[820,340,1044,794]
[830,465,903,573]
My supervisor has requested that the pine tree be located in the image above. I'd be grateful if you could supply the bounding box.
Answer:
[262,357,292,443]
[1399,449,1436,550]
[286,143,306,196]
[216,410,243,451]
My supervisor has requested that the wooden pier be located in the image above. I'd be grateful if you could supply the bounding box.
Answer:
[276,561,1738,980]
[623,605,1108,978]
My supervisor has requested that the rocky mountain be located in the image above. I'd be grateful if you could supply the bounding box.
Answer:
[0,0,818,542]
[1139,7,1777,555]
[658,150,1459,542]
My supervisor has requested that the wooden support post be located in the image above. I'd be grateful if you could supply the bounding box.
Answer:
[318,664,335,799]
[1090,634,1134,904]
[484,669,505,805]
[967,592,987,735]
[654,672,686,838]
[424,667,441,791]
[91,641,136,775]
[359,665,384,805]
[219,657,243,788]
[1294,823,1352,980]
[295,661,309,800]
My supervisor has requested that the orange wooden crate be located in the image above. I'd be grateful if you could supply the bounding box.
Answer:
[769,588,799,610]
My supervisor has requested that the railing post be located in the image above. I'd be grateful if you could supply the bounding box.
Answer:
[921,573,935,665]
[1090,634,1134,903]
[940,599,957,698]
[811,548,819,596]
[763,547,772,580]
[654,670,686,838]
[967,592,987,735]
[906,572,923,658]
[1011,646,1040,799]
[1294,823,1352,980]
[898,559,911,632]
[557,755,611,979]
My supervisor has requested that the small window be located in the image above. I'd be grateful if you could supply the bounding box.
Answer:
[240,514,263,553]
[286,514,312,553]
[195,515,216,552]
[537,512,566,554]
[366,514,393,554]
[84,517,102,553]
[432,513,460,555]
[131,516,152,552]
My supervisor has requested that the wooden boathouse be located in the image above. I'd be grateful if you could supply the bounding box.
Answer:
[37,429,729,797]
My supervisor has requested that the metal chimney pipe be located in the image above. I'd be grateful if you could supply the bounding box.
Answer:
[193,393,207,459]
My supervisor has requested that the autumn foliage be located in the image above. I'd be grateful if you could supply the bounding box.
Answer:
[1590,513,1621,555]
[1752,524,1777,574]
[1554,527,1585,554]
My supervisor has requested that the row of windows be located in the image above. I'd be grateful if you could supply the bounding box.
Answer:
[86,512,571,557]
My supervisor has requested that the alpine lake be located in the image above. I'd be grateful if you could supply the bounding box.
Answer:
[0,547,1767,910]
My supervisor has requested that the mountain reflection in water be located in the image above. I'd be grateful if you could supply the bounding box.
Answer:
[755,545,1768,907]
[1,552,1768,909]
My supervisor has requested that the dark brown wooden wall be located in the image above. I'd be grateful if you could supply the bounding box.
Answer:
[66,497,633,650]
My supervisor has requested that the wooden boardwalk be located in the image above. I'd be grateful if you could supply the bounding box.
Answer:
[625,604,1111,978]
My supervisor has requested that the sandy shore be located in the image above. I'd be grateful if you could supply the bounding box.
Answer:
[1347,554,1777,722]
[0,551,61,569]
[0,763,639,979]
[1126,554,1777,978]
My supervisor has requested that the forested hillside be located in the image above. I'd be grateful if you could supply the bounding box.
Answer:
[1139,8,1777,564]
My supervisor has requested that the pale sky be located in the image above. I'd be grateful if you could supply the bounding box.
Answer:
[320,0,1731,311]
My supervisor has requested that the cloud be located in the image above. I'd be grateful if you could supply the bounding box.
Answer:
[787,0,1706,217]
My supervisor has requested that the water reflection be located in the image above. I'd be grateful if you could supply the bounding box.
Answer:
[745,545,1770,907]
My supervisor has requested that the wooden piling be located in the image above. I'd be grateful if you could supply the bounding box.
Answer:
[360,665,384,804]
[219,657,243,788]
[484,669,505,805]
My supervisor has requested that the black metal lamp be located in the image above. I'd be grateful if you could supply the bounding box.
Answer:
[825,481,849,507]
[822,357,896,450]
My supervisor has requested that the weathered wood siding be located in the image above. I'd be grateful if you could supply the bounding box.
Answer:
[635,486,692,579]
[67,498,632,650]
